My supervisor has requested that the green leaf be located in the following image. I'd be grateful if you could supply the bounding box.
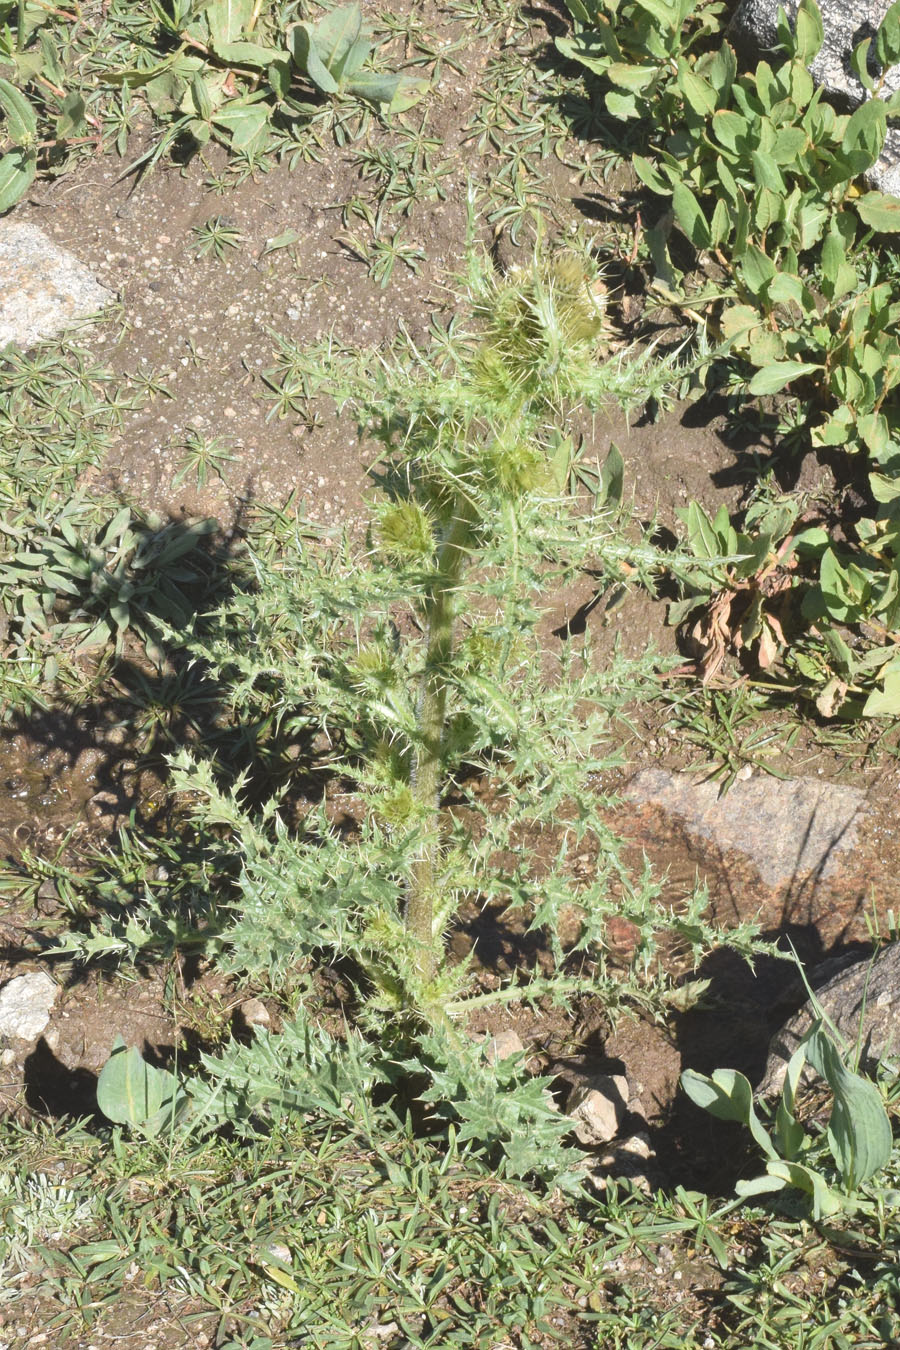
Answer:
[677,63,716,116]
[346,71,401,107]
[605,61,657,92]
[681,1068,777,1160]
[598,441,625,510]
[803,1024,892,1189]
[555,34,612,79]
[672,181,710,248]
[765,1159,843,1219]
[0,77,37,144]
[875,1,900,68]
[204,0,255,45]
[856,191,900,233]
[632,154,670,195]
[97,1038,167,1128]
[311,1,366,84]
[0,148,36,214]
[738,244,776,296]
[711,108,747,153]
[683,501,722,559]
[606,90,638,119]
[842,99,887,171]
[863,665,900,716]
[210,39,281,67]
[290,23,339,94]
[55,91,86,139]
[794,0,824,64]
[748,361,821,395]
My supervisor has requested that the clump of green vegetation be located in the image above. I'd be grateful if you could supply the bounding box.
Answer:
[561,0,900,717]
[0,0,429,208]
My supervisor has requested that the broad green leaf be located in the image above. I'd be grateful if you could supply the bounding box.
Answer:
[767,272,807,307]
[748,361,821,395]
[794,0,824,64]
[709,197,731,247]
[772,125,808,163]
[346,71,401,107]
[55,91,86,139]
[606,90,638,119]
[635,0,683,27]
[863,665,900,716]
[683,501,721,559]
[765,1159,843,1219]
[702,41,736,98]
[211,95,271,148]
[632,154,669,195]
[598,441,625,510]
[856,191,900,233]
[734,1173,787,1199]
[555,34,612,78]
[672,181,710,248]
[312,1,365,83]
[268,57,291,100]
[803,1024,892,1188]
[842,99,887,170]
[754,186,782,234]
[605,61,657,92]
[290,23,339,94]
[752,150,784,193]
[875,0,900,68]
[385,76,429,115]
[739,244,776,296]
[711,108,747,152]
[678,63,716,116]
[0,77,37,144]
[0,148,36,214]
[210,39,281,66]
[681,1068,777,1160]
[97,1038,166,1127]
[205,0,255,46]
[189,71,213,121]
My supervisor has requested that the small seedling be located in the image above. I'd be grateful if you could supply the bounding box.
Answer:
[190,215,243,259]
[172,430,237,489]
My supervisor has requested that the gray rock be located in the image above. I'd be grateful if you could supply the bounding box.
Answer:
[761,940,900,1096]
[0,971,58,1041]
[567,1072,630,1145]
[0,222,114,351]
[624,769,865,888]
[730,1,900,195]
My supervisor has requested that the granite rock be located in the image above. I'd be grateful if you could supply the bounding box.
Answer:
[730,0,900,195]
[0,971,59,1042]
[624,769,865,889]
[0,222,114,350]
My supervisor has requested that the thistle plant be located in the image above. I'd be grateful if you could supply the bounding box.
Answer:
[169,241,762,1044]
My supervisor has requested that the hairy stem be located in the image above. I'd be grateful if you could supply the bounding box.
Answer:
[407,501,474,978]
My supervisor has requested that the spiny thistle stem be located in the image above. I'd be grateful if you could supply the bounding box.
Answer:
[407,502,474,978]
